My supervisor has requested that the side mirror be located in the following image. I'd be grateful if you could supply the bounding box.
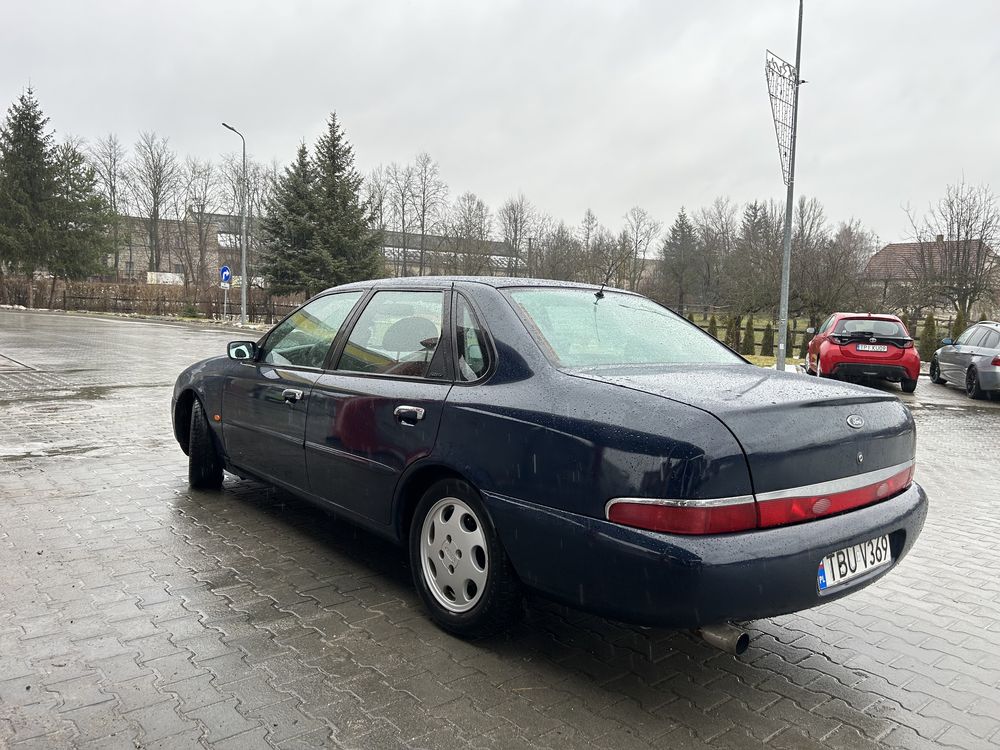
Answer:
[940,338,953,346]
[805,327,815,334]
[228,340,257,360]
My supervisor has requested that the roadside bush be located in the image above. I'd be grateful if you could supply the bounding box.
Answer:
[919,313,937,361]
[707,315,719,339]
[951,309,967,339]
[724,315,740,350]
[740,317,756,355]
[760,323,774,356]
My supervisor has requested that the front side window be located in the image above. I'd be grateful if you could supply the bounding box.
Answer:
[455,295,491,381]
[818,315,835,334]
[262,291,364,368]
[964,327,988,347]
[508,287,743,368]
[337,290,445,378]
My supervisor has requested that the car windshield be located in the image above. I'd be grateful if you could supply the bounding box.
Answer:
[508,287,743,368]
[834,318,907,337]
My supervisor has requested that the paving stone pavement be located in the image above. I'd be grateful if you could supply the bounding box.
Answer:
[0,309,998,749]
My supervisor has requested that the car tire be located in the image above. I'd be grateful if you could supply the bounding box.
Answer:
[409,478,523,638]
[901,377,917,394]
[929,358,946,385]
[189,398,224,489]
[966,367,985,400]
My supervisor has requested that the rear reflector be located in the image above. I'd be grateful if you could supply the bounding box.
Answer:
[606,461,914,535]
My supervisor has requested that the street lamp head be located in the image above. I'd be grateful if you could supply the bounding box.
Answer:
[222,122,235,132]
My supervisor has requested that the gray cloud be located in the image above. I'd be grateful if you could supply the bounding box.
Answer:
[3,0,998,241]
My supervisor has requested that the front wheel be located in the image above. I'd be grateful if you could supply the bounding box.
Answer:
[966,367,985,400]
[189,398,224,489]
[901,377,917,394]
[409,478,523,638]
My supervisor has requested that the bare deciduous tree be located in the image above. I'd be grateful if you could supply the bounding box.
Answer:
[498,193,535,276]
[89,134,127,275]
[173,157,219,289]
[411,152,447,276]
[127,131,179,272]
[622,206,661,291]
[387,161,415,275]
[448,192,492,275]
[906,180,1000,316]
[364,165,389,232]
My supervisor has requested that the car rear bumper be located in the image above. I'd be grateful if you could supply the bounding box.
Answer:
[830,362,918,381]
[484,482,927,628]
[978,367,1000,391]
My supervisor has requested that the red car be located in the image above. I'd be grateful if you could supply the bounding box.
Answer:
[806,313,920,392]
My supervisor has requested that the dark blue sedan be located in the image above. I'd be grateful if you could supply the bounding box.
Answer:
[172,277,927,648]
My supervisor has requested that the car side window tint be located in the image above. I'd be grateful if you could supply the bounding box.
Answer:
[818,315,834,334]
[978,329,1000,349]
[455,296,491,382]
[955,326,979,346]
[965,327,988,347]
[262,291,364,368]
[336,290,445,378]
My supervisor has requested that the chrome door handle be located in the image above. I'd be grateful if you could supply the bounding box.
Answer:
[282,388,304,404]
[394,405,425,425]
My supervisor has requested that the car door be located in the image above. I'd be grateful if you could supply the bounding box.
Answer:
[304,287,453,524]
[942,326,982,383]
[222,291,365,490]
[809,315,835,369]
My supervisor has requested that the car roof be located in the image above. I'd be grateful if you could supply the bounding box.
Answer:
[321,276,636,295]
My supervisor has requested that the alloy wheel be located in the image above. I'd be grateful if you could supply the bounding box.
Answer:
[419,497,489,613]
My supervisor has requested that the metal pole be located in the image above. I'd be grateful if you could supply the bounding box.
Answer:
[776,0,803,371]
[222,122,248,325]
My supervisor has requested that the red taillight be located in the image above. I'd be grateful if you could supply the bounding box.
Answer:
[607,500,757,535]
[607,462,915,535]
[756,464,914,529]
[901,339,914,349]
[992,355,1000,366]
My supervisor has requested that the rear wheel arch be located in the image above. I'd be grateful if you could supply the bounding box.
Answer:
[394,463,470,543]
[174,389,196,454]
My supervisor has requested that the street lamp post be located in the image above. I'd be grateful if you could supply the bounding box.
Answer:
[222,122,248,325]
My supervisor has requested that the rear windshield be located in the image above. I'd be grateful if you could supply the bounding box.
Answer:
[507,287,743,368]
[834,318,907,338]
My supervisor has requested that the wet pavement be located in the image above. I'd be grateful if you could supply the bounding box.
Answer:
[1,309,998,749]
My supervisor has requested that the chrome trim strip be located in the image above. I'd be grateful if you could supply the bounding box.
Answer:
[605,494,756,519]
[755,459,914,503]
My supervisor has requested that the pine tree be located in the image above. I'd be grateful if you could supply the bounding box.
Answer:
[47,140,110,305]
[740,317,756,355]
[724,315,741,350]
[760,322,775,356]
[260,143,330,296]
[0,88,58,305]
[918,313,937,361]
[312,113,383,286]
[707,314,718,339]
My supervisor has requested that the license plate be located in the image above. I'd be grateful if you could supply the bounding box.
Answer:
[856,344,888,352]
[817,535,891,590]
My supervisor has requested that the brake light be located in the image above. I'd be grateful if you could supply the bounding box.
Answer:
[992,355,1000,366]
[832,336,850,345]
[901,339,914,349]
[607,498,756,535]
[756,464,914,529]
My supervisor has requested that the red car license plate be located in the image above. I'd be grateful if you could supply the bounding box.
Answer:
[856,344,888,352]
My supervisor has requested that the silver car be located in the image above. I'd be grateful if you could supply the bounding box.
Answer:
[930,320,1000,399]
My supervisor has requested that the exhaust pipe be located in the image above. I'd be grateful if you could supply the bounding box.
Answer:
[695,623,750,655]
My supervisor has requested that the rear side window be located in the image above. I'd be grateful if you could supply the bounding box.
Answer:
[964,327,989,347]
[336,290,445,378]
[956,326,979,345]
[833,318,906,338]
[455,295,491,381]
[979,329,1000,349]
[818,315,835,334]
[262,291,364,368]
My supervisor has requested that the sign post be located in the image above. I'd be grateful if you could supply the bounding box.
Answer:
[220,266,232,320]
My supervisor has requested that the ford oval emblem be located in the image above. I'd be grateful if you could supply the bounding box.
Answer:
[846,414,865,429]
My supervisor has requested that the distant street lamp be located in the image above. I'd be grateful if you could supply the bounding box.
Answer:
[222,122,248,325]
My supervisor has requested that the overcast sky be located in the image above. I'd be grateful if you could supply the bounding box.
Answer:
[3,1,998,243]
